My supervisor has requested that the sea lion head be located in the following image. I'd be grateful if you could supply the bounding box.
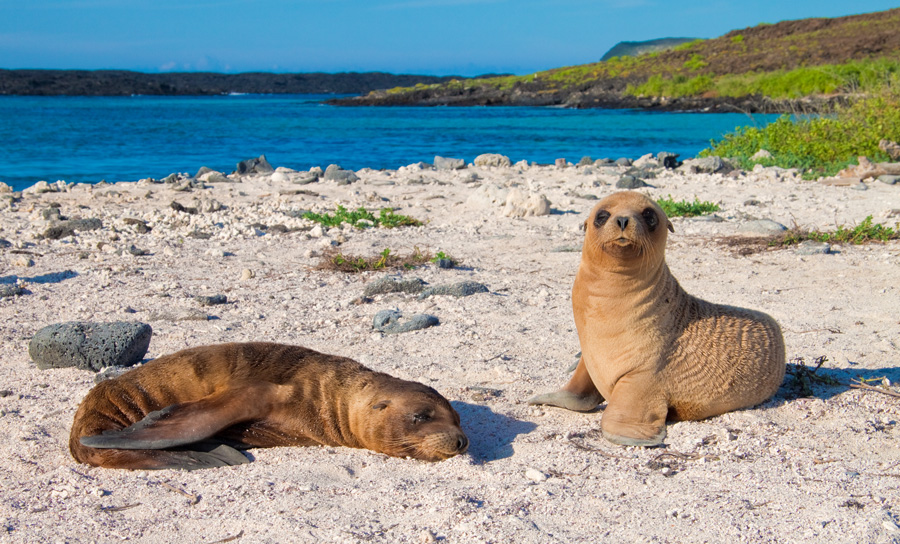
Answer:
[355,379,468,462]
[583,191,673,269]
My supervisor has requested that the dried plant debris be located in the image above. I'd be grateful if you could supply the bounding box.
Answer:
[316,247,455,273]
[783,356,841,399]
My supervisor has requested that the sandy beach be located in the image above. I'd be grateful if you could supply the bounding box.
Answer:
[1,157,899,543]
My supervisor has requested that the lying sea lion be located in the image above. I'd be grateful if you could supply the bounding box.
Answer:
[529,191,785,446]
[70,342,468,470]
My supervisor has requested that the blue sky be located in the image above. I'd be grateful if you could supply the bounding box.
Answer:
[1,1,897,76]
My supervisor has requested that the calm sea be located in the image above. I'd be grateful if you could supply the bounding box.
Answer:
[0,94,778,191]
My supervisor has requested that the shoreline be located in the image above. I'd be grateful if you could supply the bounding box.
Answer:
[1,156,899,542]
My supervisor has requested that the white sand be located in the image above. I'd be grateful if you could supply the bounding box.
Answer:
[1,160,899,543]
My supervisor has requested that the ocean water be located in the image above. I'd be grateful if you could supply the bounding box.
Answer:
[0,94,778,191]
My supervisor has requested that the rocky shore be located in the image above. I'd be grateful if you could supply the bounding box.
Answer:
[1,153,899,542]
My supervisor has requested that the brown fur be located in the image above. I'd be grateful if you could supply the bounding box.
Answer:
[529,191,785,446]
[70,342,468,469]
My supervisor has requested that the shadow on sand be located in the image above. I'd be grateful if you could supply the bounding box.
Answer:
[451,401,537,463]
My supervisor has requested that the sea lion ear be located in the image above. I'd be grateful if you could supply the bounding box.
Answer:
[372,401,391,410]
[581,219,587,232]
[667,221,675,233]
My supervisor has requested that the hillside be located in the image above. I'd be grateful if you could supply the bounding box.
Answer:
[331,8,900,112]
[599,38,697,61]
[0,70,463,96]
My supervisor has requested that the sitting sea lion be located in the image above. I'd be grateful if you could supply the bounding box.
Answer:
[529,191,785,446]
[70,342,468,470]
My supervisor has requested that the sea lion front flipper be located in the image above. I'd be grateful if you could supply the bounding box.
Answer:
[600,374,667,447]
[81,383,287,450]
[527,357,603,412]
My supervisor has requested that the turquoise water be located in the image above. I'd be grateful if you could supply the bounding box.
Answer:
[0,94,777,191]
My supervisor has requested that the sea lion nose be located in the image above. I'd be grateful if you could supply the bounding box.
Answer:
[616,216,629,230]
[457,434,469,452]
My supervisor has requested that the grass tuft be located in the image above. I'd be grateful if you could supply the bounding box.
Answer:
[303,205,422,229]
[656,196,720,217]
[316,247,456,273]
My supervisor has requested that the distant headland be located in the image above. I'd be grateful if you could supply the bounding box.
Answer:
[0,70,478,96]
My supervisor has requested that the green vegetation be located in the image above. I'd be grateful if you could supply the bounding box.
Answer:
[774,216,899,246]
[656,196,720,217]
[702,86,900,178]
[303,205,422,229]
[318,247,453,273]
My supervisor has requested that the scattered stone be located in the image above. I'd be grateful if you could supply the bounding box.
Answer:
[373,309,439,334]
[525,469,548,482]
[795,241,831,255]
[0,238,11,248]
[122,218,151,233]
[240,269,255,281]
[434,156,466,170]
[614,158,632,167]
[202,171,231,184]
[740,219,788,235]
[363,277,426,297]
[42,218,103,240]
[878,175,900,185]
[577,156,593,166]
[29,321,152,372]
[680,156,733,174]
[41,207,63,221]
[0,284,27,298]
[93,366,132,384]
[751,149,773,161]
[418,281,489,299]
[616,175,648,189]
[554,158,568,168]
[170,201,198,214]
[236,154,274,175]
[503,188,551,217]
[657,152,681,169]
[323,164,359,184]
[433,258,454,269]
[744,199,761,206]
[594,158,614,166]
[851,181,869,191]
[473,153,512,168]
[196,294,228,306]
[12,255,33,267]
[468,386,502,402]
[0,389,11,397]
[126,245,148,256]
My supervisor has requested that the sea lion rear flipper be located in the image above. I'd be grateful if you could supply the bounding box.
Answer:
[527,357,603,412]
[81,383,286,450]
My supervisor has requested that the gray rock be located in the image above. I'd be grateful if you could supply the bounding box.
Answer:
[851,181,869,191]
[577,156,593,166]
[740,219,788,235]
[42,218,103,240]
[236,155,274,175]
[594,158,615,166]
[126,245,148,256]
[614,158,633,167]
[204,172,232,184]
[473,153,512,168]
[323,164,359,184]
[418,281,489,299]
[195,166,214,178]
[363,277,426,297]
[0,284,27,298]
[751,149,773,161]
[161,173,181,184]
[681,156,733,174]
[41,207,63,221]
[434,258,454,269]
[0,238,11,248]
[29,321,152,372]
[434,156,466,170]
[196,294,228,306]
[795,240,832,255]
[878,175,900,185]
[616,175,648,189]
[373,310,439,334]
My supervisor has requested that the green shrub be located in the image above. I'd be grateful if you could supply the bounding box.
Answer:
[656,196,720,217]
[303,205,422,229]
[702,86,900,177]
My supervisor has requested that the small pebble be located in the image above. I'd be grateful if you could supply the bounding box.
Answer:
[240,269,255,281]
[525,468,547,482]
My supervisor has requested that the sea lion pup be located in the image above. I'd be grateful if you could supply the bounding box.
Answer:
[70,342,468,470]
[529,191,785,446]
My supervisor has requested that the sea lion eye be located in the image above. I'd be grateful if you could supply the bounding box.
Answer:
[641,208,659,231]
[593,209,611,228]
[412,412,432,424]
